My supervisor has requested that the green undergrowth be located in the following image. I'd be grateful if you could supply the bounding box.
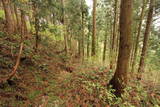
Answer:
[45,65,160,107]
[0,32,58,106]
[0,32,160,107]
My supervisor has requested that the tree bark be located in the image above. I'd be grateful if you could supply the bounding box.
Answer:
[103,31,107,62]
[32,2,40,52]
[110,0,118,69]
[81,5,85,58]
[87,24,91,57]
[138,0,154,79]
[35,15,40,52]
[14,5,20,33]
[20,10,28,38]
[109,0,132,96]
[78,39,81,57]
[131,0,146,72]
[1,0,14,34]
[91,0,97,56]
[10,3,16,23]
[87,34,90,57]
[62,0,68,55]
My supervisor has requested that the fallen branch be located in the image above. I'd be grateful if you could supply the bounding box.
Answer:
[8,42,24,80]
[0,42,24,83]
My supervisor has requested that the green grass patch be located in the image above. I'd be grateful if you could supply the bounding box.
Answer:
[0,10,4,18]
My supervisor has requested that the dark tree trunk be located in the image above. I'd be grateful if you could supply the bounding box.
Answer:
[35,15,40,52]
[109,0,132,96]
[91,0,97,56]
[87,34,90,57]
[138,0,154,79]
[81,6,85,59]
[32,2,40,52]
[61,0,68,55]
[131,0,146,72]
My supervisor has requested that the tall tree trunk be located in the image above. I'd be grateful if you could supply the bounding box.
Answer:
[28,12,33,32]
[14,5,20,33]
[131,1,146,72]
[64,29,68,55]
[69,32,72,52]
[130,21,138,67]
[20,10,28,38]
[115,11,120,66]
[78,39,81,57]
[1,0,14,34]
[110,0,118,69]
[10,3,16,31]
[35,15,40,52]
[91,0,97,56]
[87,24,91,57]
[103,31,107,62]
[109,22,113,66]
[61,0,68,55]
[138,0,154,79]
[87,33,90,57]
[109,0,132,96]
[115,27,120,64]
[81,9,85,59]
[32,2,40,52]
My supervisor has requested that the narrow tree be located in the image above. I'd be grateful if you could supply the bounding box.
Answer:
[20,10,28,38]
[103,32,107,62]
[87,33,90,57]
[87,19,91,57]
[14,5,20,33]
[138,0,154,78]
[81,0,85,58]
[32,2,40,52]
[131,0,146,72]
[109,0,132,96]
[78,0,85,58]
[62,0,68,55]
[91,0,97,56]
[110,0,118,69]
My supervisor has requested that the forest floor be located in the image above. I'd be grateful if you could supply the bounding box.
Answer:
[0,33,160,107]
